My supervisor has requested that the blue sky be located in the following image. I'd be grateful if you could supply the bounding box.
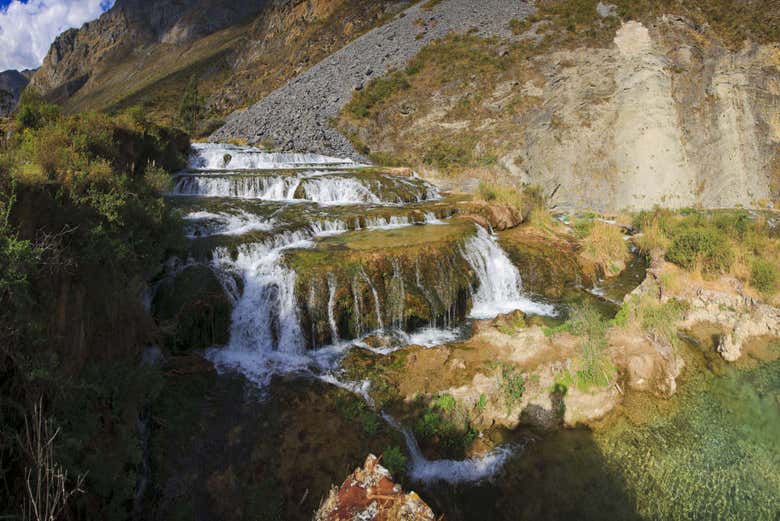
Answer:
[0,0,114,71]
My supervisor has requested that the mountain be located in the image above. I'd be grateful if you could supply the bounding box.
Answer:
[0,69,30,116]
[29,0,407,126]
[29,0,780,210]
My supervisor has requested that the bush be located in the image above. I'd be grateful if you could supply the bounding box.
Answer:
[750,259,779,297]
[382,446,407,478]
[346,73,410,119]
[666,227,733,273]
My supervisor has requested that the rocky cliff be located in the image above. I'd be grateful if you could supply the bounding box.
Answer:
[29,0,403,125]
[0,70,29,116]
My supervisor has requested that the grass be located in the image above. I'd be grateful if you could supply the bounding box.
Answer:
[345,73,410,119]
[751,259,779,298]
[414,394,478,455]
[566,303,615,390]
[579,221,630,278]
[497,363,526,412]
[633,209,780,298]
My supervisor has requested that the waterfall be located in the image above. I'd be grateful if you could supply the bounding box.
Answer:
[188,142,356,170]
[361,267,384,330]
[381,413,513,484]
[172,173,435,205]
[327,275,340,345]
[463,226,556,319]
[184,210,275,238]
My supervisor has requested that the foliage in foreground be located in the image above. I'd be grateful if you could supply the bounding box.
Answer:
[0,93,187,519]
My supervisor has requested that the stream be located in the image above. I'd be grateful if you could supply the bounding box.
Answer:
[166,143,555,482]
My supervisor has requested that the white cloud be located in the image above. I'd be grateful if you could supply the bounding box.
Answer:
[0,0,115,71]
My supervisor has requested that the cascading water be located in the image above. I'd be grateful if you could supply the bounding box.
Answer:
[381,413,515,484]
[167,143,556,481]
[188,142,356,170]
[463,226,557,319]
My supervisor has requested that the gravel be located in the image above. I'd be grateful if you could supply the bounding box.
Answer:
[211,0,533,159]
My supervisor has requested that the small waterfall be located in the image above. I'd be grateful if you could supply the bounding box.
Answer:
[172,174,302,199]
[381,413,513,484]
[327,275,340,345]
[299,177,381,205]
[389,259,405,330]
[361,267,384,330]
[463,226,556,319]
[184,210,274,238]
[188,143,356,170]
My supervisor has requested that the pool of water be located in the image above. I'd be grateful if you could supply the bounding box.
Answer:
[418,341,780,521]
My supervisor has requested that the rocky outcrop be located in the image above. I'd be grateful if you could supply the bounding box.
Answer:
[682,287,780,362]
[512,18,780,210]
[211,0,534,156]
[314,454,435,521]
[0,69,29,116]
[30,0,270,103]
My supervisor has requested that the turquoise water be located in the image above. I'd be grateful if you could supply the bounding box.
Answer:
[421,343,780,520]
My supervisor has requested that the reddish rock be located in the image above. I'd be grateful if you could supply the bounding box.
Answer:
[314,455,435,521]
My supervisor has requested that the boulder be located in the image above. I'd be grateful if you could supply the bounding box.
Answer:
[314,454,435,521]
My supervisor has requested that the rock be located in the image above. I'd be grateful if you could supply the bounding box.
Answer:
[563,385,621,427]
[212,0,535,158]
[459,201,524,231]
[0,69,29,116]
[596,2,617,18]
[314,454,436,521]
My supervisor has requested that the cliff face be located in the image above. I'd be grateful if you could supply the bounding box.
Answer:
[507,18,780,210]
[326,6,780,211]
[29,0,269,104]
[0,69,29,116]
[29,0,402,125]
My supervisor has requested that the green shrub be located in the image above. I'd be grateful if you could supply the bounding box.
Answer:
[346,73,410,119]
[750,259,779,297]
[422,138,473,169]
[666,227,733,273]
[382,446,407,478]
[567,303,615,390]
[499,364,525,411]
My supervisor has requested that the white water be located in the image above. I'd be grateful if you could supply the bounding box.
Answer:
[184,210,275,238]
[189,143,356,170]
[172,173,435,205]
[464,226,557,319]
[381,413,513,484]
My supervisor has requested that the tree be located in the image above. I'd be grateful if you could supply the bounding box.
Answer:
[178,76,202,135]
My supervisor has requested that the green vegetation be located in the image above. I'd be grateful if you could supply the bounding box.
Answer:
[0,94,187,518]
[751,259,779,298]
[578,220,630,278]
[414,394,477,457]
[635,296,687,349]
[178,76,203,135]
[336,396,380,436]
[345,72,410,119]
[497,363,526,412]
[667,227,733,273]
[382,446,407,478]
[634,209,780,298]
[553,303,616,391]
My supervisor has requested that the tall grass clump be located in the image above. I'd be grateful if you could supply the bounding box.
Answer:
[579,221,630,277]
[563,303,615,390]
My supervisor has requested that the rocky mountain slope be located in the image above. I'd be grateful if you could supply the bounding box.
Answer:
[211,0,534,156]
[30,0,780,210]
[0,70,30,116]
[29,0,405,126]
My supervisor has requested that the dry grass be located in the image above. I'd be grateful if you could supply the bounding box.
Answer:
[579,221,630,278]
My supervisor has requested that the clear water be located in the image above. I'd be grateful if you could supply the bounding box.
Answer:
[418,343,780,520]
